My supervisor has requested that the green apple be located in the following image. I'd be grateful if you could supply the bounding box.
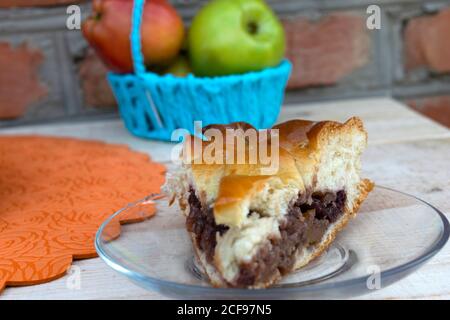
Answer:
[165,56,192,77]
[188,0,285,77]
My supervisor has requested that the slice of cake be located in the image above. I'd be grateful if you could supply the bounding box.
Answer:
[164,117,374,288]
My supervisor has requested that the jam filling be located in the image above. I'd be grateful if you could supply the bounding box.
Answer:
[186,188,346,286]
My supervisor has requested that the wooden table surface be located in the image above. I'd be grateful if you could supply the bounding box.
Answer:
[1,97,449,300]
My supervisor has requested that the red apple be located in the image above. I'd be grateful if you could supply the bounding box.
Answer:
[82,0,185,73]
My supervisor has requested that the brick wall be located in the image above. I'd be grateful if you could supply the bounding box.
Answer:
[0,1,87,8]
[0,0,450,127]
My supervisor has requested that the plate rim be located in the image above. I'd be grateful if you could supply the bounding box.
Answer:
[95,186,450,296]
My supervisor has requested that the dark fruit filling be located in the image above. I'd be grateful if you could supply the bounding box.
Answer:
[186,188,346,286]
[186,188,228,263]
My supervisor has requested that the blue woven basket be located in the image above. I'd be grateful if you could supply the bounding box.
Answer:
[108,0,292,141]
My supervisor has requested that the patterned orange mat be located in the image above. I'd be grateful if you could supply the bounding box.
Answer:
[0,136,165,291]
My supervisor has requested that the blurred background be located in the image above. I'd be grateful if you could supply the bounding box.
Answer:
[1,0,449,128]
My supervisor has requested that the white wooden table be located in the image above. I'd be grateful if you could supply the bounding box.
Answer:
[1,97,449,300]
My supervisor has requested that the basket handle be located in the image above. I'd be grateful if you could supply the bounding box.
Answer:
[131,0,146,76]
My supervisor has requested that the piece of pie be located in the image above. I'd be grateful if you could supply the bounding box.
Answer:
[164,117,374,288]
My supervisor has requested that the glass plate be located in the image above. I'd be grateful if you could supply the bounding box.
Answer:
[95,186,449,299]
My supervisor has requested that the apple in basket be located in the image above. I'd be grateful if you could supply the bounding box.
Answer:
[165,55,192,77]
[188,0,286,77]
[82,0,185,73]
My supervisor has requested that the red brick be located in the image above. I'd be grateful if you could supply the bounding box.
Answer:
[0,42,47,119]
[283,13,370,89]
[404,8,450,73]
[0,0,86,8]
[78,50,117,108]
[407,96,450,128]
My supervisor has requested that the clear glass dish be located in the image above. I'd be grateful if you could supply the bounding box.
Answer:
[95,186,449,299]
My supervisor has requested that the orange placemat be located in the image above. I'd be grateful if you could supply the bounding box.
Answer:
[0,136,166,291]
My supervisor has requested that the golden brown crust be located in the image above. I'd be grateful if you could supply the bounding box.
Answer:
[182,117,367,227]
[214,175,272,226]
